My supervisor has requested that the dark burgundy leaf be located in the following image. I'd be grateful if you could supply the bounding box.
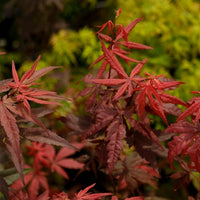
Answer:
[21,127,77,149]
[0,102,23,181]
[106,117,126,173]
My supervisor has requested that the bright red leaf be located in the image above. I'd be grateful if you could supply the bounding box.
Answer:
[166,121,200,172]
[134,74,186,125]
[90,58,147,100]
[8,56,62,112]
[11,164,49,200]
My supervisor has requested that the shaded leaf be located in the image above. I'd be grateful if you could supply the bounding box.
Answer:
[23,66,61,84]
[21,127,77,149]
[106,118,126,173]
[0,102,23,181]
[0,175,9,200]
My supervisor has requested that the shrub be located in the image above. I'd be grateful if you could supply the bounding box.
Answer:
[0,9,200,200]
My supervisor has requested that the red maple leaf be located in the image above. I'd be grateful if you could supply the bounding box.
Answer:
[8,55,62,112]
[83,103,126,172]
[26,142,51,167]
[74,183,112,200]
[90,12,152,79]
[166,121,200,172]
[133,73,187,125]
[11,164,49,200]
[0,55,69,182]
[121,152,160,193]
[90,37,150,78]
[89,58,147,100]
[40,143,84,179]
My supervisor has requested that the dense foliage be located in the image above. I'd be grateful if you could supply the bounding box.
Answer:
[0,4,200,200]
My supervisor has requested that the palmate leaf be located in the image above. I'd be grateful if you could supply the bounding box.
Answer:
[90,59,147,100]
[90,14,151,79]
[123,152,160,193]
[89,48,141,79]
[10,55,40,90]
[32,143,84,180]
[14,88,64,112]
[75,183,112,200]
[134,75,187,125]
[0,101,23,181]
[0,55,72,184]
[165,121,199,169]
[8,55,63,112]
[10,164,49,200]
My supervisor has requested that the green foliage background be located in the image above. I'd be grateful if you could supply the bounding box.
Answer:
[116,0,200,101]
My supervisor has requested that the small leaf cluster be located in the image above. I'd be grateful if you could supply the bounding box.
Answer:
[0,53,74,194]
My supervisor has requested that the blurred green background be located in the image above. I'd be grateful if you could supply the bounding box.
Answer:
[1,0,200,199]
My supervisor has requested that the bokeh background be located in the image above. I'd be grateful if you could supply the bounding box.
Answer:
[0,0,200,199]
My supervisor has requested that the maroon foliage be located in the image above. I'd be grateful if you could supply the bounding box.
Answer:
[74,10,187,176]
[0,55,71,181]
[1,8,200,200]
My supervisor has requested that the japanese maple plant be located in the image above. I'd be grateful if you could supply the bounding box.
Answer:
[0,9,200,200]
